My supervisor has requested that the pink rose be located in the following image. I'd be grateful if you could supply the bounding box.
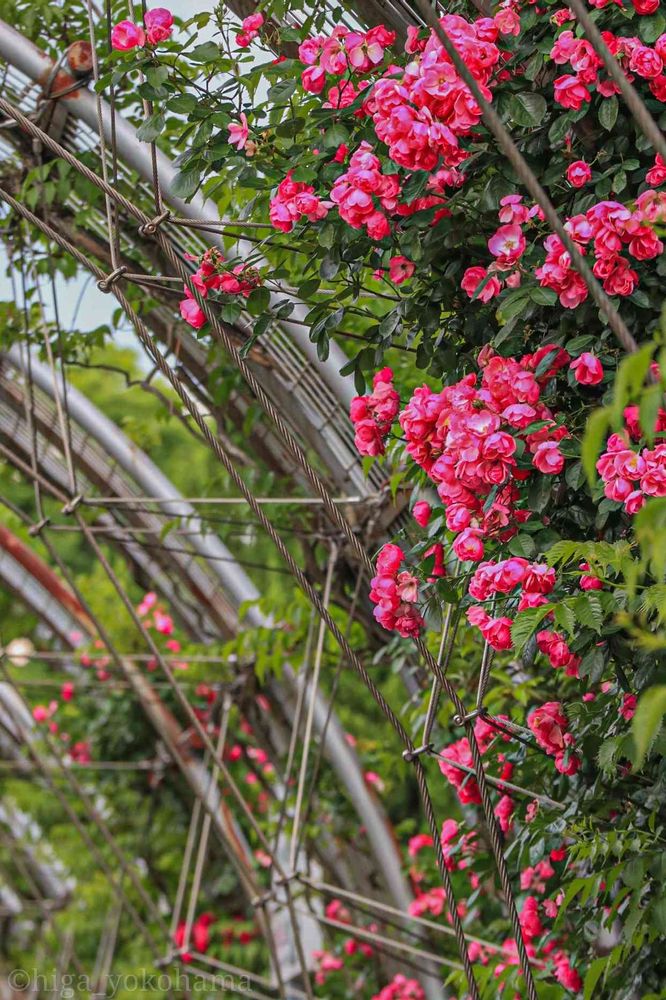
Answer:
[179,298,206,330]
[144,7,173,45]
[111,20,145,50]
[354,418,385,456]
[461,266,502,302]
[376,543,404,575]
[554,75,591,111]
[480,615,514,650]
[228,113,249,150]
[242,12,264,31]
[412,500,432,527]
[620,693,637,720]
[566,160,591,188]
[452,527,485,562]
[388,255,415,284]
[301,65,326,93]
[646,153,666,186]
[488,224,526,268]
[532,441,565,475]
[570,352,603,385]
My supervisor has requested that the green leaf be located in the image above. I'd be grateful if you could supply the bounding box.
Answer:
[509,92,547,127]
[170,170,200,199]
[621,857,644,889]
[632,685,666,768]
[189,41,221,63]
[548,112,574,146]
[528,285,557,306]
[297,278,320,298]
[136,113,165,143]
[545,540,586,567]
[599,96,618,132]
[584,957,608,1000]
[247,286,271,315]
[496,289,529,323]
[553,601,576,637]
[611,343,655,426]
[639,383,662,445]
[581,406,611,487]
[579,646,605,683]
[221,301,242,323]
[268,78,297,103]
[145,65,169,88]
[511,604,553,653]
[320,256,340,280]
[167,94,198,114]
[639,11,666,43]
[570,593,605,633]
[323,123,349,148]
[508,533,536,558]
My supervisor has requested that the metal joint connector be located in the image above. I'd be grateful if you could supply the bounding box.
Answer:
[61,494,83,515]
[28,517,50,537]
[97,265,128,292]
[138,209,171,237]
[273,872,298,888]
[250,891,273,909]
[402,743,433,763]
[452,708,484,727]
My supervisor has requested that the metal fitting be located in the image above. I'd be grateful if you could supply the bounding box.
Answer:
[402,743,433,763]
[452,708,484,727]
[97,265,128,293]
[138,209,171,237]
[61,494,83,515]
[28,517,50,537]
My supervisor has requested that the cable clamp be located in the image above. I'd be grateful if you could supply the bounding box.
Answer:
[61,494,83,515]
[452,708,485,727]
[250,891,273,908]
[273,872,298,888]
[97,265,128,293]
[28,517,50,537]
[402,743,433,763]
[139,209,171,237]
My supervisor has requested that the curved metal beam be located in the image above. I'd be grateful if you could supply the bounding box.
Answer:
[0,523,313,986]
[0,22,361,431]
[2,348,420,924]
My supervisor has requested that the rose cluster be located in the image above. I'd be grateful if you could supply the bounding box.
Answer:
[298,23,396,96]
[394,346,570,563]
[178,248,262,331]
[269,171,331,233]
[462,188,665,310]
[536,630,581,677]
[461,194,537,301]
[111,7,173,50]
[372,974,425,1000]
[439,714,513,811]
[236,12,264,48]
[536,192,664,308]
[527,701,580,775]
[551,28,666,110]
[369,14,501,173]
[329,143,402,240]
[465,557,557,652]
[350,366,400,456]
[596,429,666,512]
[369,542,425,637]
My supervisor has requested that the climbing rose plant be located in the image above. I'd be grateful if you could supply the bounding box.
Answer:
[100,0,666,996]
